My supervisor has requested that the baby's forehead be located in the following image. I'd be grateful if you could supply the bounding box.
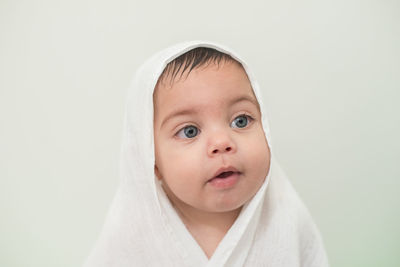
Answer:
[154,68,260,119]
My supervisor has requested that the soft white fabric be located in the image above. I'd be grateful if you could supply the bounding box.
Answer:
[83,40,329,267]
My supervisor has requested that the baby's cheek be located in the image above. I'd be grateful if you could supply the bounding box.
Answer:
[245,134,270,168]
[164,143,199,168]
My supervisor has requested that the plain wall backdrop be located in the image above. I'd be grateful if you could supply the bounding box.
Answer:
[1,0,399,266]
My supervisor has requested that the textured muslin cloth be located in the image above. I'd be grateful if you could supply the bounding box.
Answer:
[83,40,329,267]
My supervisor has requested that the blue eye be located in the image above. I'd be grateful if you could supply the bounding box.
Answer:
[231,115,251,128]
[177,125,199,139]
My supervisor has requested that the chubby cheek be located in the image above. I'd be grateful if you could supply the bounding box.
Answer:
[158,139,204,184]
[243,132,270,180]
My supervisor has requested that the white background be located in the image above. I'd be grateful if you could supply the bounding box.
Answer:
[1,0,399,266]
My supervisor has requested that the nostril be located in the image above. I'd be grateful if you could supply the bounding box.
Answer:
[211,146,233,154]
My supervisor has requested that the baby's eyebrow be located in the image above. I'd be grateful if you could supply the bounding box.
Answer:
[160,95,259,128]
[233,96,260,111]
[160,107,201,129]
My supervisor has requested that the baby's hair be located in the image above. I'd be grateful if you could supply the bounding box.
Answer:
[157,47,242,87]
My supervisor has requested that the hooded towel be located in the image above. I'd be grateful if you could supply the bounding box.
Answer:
[84,40,329,267]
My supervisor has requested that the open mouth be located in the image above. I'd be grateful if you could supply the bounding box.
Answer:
[216,171,236,178]
[208,169,241,188]
[208,170,241,182]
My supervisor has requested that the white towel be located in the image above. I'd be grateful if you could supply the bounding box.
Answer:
[83,40,329,267]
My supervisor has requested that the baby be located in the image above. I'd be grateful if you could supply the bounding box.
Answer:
[84,41,329,267]
[152,47,271,258]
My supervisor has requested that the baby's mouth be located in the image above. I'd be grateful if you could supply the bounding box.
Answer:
[208,166,242,183]
[216,171,236,178]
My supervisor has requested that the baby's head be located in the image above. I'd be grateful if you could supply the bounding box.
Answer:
[153,47,270,216]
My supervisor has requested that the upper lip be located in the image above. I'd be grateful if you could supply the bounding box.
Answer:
[209,166,241,182]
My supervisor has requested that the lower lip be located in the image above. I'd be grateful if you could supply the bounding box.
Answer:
[208,172,240,189]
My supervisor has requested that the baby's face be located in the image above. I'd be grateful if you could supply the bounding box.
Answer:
[153,61,270,214]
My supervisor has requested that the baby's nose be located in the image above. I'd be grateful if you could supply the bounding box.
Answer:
[207,132,237,157]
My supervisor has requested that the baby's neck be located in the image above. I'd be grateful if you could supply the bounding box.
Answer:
[162,183,243,258]
[177,205,242,231]
[173,202,242,259]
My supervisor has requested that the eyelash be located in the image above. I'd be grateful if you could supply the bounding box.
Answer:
[174,113,255,139]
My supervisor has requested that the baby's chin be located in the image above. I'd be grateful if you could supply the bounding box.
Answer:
[202,200,246,214]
